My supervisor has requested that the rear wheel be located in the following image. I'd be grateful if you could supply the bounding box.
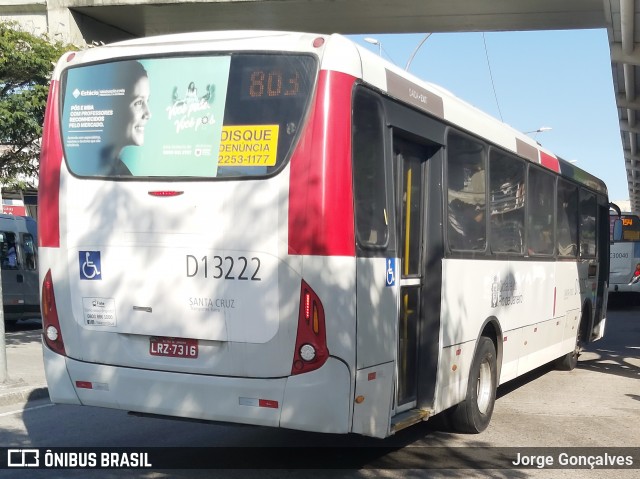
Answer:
[449,336,497,433]
[555,320,583,371]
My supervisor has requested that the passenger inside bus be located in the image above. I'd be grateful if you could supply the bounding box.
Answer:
[489,156,525,254]
[448,168,486,250]
[1,233,18,269]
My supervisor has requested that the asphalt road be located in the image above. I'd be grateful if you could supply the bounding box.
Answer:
[0,297,638,479]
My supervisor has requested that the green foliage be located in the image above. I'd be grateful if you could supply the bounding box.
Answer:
[0,21,76,188]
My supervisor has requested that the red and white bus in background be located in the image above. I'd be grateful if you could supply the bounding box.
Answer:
[39,31,611,438]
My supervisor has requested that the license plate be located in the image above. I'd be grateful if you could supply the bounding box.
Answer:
[150,337,198,358]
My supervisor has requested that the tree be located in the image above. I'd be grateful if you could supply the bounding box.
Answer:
[0,21,76,188]
[0,22,76,383]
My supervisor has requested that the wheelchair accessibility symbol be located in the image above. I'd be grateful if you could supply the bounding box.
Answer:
[385,258,396,287]
[79,251,102,280]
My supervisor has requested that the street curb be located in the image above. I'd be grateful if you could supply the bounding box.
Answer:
[0,386,49,407]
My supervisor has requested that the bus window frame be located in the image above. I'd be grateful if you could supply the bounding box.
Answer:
[352,86,392,252]
[58,52,319,183]
[488,147,526,256]
[525,164,556,259]
[445,128,488,255]
[578,188,598,259]
[556,178,579,259]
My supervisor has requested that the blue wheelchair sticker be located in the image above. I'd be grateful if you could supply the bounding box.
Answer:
[79,251,102,280]
[385,258,396,287]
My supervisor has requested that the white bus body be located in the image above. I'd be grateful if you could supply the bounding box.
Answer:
[39,31,609,438]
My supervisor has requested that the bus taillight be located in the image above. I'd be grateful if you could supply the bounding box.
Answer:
[42,269,66,356]
[291,280,328,375]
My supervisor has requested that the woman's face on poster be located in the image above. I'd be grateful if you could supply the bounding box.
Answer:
[123,75,151,146]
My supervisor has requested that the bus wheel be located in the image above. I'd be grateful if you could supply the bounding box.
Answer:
[555,325,582,371]
[449,336,497,434]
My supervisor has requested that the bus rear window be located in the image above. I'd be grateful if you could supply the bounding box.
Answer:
[60,54,316,179]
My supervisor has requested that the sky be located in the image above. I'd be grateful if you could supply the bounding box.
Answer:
[347,29,629,203]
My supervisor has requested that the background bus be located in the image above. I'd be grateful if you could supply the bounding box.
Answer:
[39,31,609,438]
[1,214,39,322]
[609,212,640,296]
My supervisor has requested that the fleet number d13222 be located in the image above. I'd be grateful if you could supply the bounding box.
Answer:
[186,254,262,281]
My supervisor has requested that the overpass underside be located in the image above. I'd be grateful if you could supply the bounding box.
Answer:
[64,0,606,41]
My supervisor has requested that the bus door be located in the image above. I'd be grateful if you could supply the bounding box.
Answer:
[394,135,437,412]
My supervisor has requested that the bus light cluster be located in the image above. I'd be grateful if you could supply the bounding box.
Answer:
[291,280,328,375]
[42,269,66,356]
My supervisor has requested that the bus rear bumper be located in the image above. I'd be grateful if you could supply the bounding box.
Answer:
[42,340,81,405]
[43,346,351,433]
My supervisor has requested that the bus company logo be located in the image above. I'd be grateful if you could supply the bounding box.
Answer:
[189,297,218,312]
[7,449,39,467]
[490,275,524,308]
[188,297,235,312]
[491,276,499,308]
[71,88,126,99]
[92,299,107,308]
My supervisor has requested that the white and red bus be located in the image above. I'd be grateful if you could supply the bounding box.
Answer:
[39,31,610,438]
[609,212,640,296]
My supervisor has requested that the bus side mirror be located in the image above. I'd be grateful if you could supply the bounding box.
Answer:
[613,219,623,242]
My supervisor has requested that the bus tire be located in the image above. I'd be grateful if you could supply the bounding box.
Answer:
[449,336,497,434]
[555,324,582,371]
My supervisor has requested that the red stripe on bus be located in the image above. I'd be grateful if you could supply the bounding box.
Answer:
[539,151,560,172]
[288,70,356,256]
[38,80,62,248]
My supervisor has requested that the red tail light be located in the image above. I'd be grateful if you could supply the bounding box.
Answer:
[148,191,184,197]
[42,269,66,356]
[291,280,328,375]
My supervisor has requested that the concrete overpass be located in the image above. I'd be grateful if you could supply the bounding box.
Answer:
[1,0,639,211]
[0,1,609,43]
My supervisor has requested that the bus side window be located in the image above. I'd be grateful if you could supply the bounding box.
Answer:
[489,150,525,254]
[527,167,555,255]
[22,233,37,271]
[447,132,486,252]
[0,231,18,269]
[579,189,597,258]
[352,88,388,249]
[557,179,579,258]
